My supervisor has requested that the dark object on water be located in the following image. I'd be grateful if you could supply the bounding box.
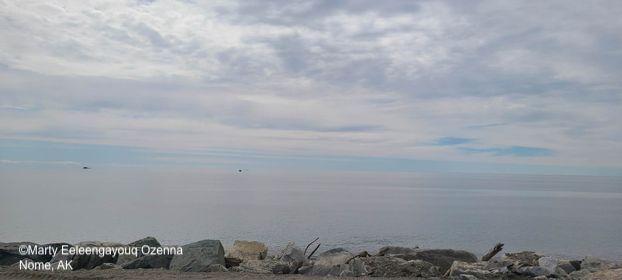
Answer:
[83,166,90,169]
[238,169,242,173]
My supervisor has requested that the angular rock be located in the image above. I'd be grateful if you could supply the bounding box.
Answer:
[226,240,268,261]
[448,261,510,279]
[121,254,173,269]
[96,262,121,270]
[315,248,353,266]
[558,260,578,274]
[70,241,125,270]
[236,258,291,274]
[116,236,162,266]
[515,266,549,277]
[377,246,418,256]
[206,264,228,272]
[581,256,607,272]
[586,268,622,280]
[538,256,559,274]
[362,256,440,277]
[395,249,478,273]
[276,242,305,263]
[503,251,540,266]
[0,242,38,265]
[225,257,242,268]
[169,240,225,272]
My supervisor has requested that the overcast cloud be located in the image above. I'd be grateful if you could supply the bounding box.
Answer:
[1,0,621,172]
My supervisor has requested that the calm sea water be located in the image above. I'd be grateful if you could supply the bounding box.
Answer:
[1,167,621,260]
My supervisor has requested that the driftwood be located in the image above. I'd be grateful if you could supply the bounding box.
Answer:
[307,243,321,259]
[481,243,504,261]
[304,237,320,256]
[346,251,371,264]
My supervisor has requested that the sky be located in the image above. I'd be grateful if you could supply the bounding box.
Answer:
[0,0,621,175]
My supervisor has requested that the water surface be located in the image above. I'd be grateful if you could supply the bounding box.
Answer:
[1,167,621,260]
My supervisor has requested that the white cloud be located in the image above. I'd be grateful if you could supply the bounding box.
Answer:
[0,0,621,169]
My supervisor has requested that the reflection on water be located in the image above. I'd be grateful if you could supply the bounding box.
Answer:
[1,167,621,260]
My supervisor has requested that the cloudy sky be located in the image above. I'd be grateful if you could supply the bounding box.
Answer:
[1,0,621,175]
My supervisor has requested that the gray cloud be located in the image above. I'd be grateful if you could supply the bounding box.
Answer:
[0,0,621,168]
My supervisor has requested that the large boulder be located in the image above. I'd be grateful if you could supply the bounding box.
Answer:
[581,256,608,272]
[69,241,125,270]
[116,236,162,266]
[448,261,510,279]
[234,258,292,274]
[169,240,225,272]
[276,242,306,263]
[362,256,440,277]
[226,240,268,261]
[1,242,38,265]
[314,248,353,267]
[303,248,355,276]
[503,251,540,266]
[395,249,478,273]
[121,254,173,269]
[376,246,418,256]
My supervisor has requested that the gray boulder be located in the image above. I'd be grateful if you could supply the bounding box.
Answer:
[70,241,125,270]
[448,261,510,279]
[226,240,268,261]
[116,236,162,266]
[362,256,440,277]
[315,248,353,266]
[396,249,478,273]
[558,260,578,274]
[377,246,418,256]
[206,264,228,272]
[169,240,225,272]
[515,266,549,277]
[0,242,38,265]
[503,251,540,266]
[122,254,173,269]
[581,256,607,272]
[276,242,306,263]
[234,258,291,274]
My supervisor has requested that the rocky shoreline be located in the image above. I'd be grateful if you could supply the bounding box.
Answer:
[1,237,620,279]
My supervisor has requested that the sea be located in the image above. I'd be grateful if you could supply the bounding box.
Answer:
[1,167,621,260]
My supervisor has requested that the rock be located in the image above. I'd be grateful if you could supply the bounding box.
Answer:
[558,260,578,274]
[70,241,125,270]
[395,249,478,274]
[515,266,549,277]
[236,258,291,274]
[0,242,38,265]
[538,256,559,274]
[206,264,228,272]
[581,256,607,272]
[362,256,440,277]
[569,269,592,279]
[121,254,173,269]
[377,246,418,256]
[448,261,510,279]
[586,268,622,280]
[225,256,242,268]
[503,251,540,266]
[169,240,225,272]
[226,240,268,261]
[276,242,305,263]
[459,275,481,280]
[96,263,121,270]
[116,236,162,266]
[315,248,353,266]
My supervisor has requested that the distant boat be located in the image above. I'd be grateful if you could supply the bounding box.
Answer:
[237,169,243,173]
[82,166,91,169]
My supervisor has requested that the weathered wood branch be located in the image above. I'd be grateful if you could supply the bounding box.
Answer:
[307,243,321,259]
[481,243,504,261]
[304,237,319,256]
